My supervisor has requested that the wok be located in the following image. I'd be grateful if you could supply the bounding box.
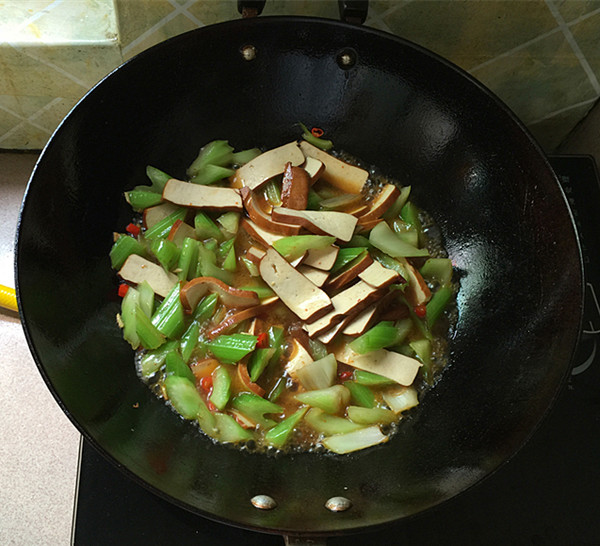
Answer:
[15,16,583,538]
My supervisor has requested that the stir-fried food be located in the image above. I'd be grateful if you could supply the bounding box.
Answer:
[110,127,456,454]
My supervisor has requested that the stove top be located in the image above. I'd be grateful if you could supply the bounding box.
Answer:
[72,155,600,545]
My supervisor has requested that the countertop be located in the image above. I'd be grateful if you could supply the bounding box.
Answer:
[0,152,80,545]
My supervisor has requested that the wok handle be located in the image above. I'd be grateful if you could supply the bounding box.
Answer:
[284,535,327,546]
[237,1,369,24]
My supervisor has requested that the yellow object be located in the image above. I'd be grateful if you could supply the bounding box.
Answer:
[0,285,18,313]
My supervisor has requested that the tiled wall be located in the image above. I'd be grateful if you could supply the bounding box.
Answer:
[2,0,600,151]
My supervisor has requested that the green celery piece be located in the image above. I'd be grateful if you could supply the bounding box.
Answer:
[267,326,284,366]
[195,212,222,241]
[126,189,163,211]
[164,376,211,425]
[330,247,367,273]
[353,369,396,387]
[135,305,165,350]
[307,338,328,361]
[241,257,260,277]
[190,164,235,185]
[240,284,275,299]
[401,201,425,246]
[322,425,388,454]
[177,237,199,281]
[319,194,363,211]
[150,237,180,272]
[204,238,218,252]
[299,122,333,151]
[120,286,140,349]
[180,321,199,363]
[140,340,179,377]
[296,354,337,391]
[187,140,234,177]
[267,376,286,402]
[193,293,219,323]
[110,235,146,270]
[213,413,254,443]
[371,250,408,281]
[347,405,396,425]
[399,293,433,341]
[217,212,240,237]
[145,165,172,192]
[427,285,453,328]
[420,258,453,287]
[144,208,186,240]
[273,235,336,261]
[305,408,364,435]
[137,280,155,317]
[151,283,186,339]
[221,246,237,273]
[383,186,411,220]
[165,350,196,384]
[264,180,282,206]
[306,189,322,210]
[248,348,275,383]
[264,407,308,449]
[369,221,428,258]
[410,338,432,373]
[231,392,283,429]
[201,261,234,285]
[295,385,350,415]
[392,219,419,247]
[210,365,232,410]
[217,238,235,260]
[344,234,371,248]
[349,321,403,354]
[196,240,217,272]
[232,147,261,166]
[207,333,258,364]
[343,381,376,408]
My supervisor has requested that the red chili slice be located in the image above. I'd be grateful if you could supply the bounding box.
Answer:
[126,222,141,236]
[199,375,213,393]
[256,332,269,348]
[311,127,324,138]
[338,370,353,381]
[118,283,129,297]
[414,303,427,318]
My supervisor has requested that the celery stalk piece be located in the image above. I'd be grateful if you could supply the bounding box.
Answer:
[192,293,219,322]
[144,208,187,240]
[190,164,235,185]
[295,385,351,414]
[392,221,419,247]
[306,189,322,210]
[231,393,283,429]
[194,212,222,241]
[267,376,286,402]
[164,376,215,433]
[177,238,199,281]
[248,348,275,383]
[217,212,240,238]
[382,385,419,414]
[371,250,408,281]
[222,246,237,272]
[344,234,371,248]
[296,354,337,391]
[267,326,284,367]
[322,425,388,454]
[137,281,155,318]
[409,338,432,382]
[187,140,234,177]
[369,221,429,258]
[210,365,232,410]
[207,333,258,364]
[239,283,275,299]
[180,321,199,363]
[232,148,261,166]
[330,247,368,273]
[140,340,178,377]
[264,407,308,449]
[353,369,396,387]
[165,350,196,383]
[427,285,453,328]
[110,235,146,269]
[273,235,336,261]
[213,413,254,443]
[217,238,234,260]
[307,338,328,361]
[264,180,282,206]
[299,122,333,151]
[305,408,364,435]
[420,258,453,287]
[151,283,186,339]
[150,237,180,272]
[343,381,375,408]
[126,189,163,211]
[145,165,172,192]
[135,305,165,350]
[349,321,405,354]
[383,186,411,220]
[241,257,260,277]
[120,286,140,349]
[347,405,396,425]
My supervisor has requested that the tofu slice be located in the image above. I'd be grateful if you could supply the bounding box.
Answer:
[302,245,339,271]
[342,303,380,336]
[398,257,431,306]
[297,265,329,287]
[118,254,178,297]
[299,141,368,194]
[303,156,325,184]
[285,338,314,382]
[358,260,401,289]
[272,207,358,242]
[163,179,243,211]
[240,187,301,236]
[240,219,284,248]
[326,252,373,291]
[232,141,304,190]
[357,184,400,223]
[336,346,422,386]
[259,248,333,322]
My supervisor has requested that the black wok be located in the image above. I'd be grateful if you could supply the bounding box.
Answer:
[15,17,583,537]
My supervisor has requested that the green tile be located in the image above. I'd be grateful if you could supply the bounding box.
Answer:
[0,121,51,150]
[471,30,597,124]
[367,0,558,71]
[569,11,600,83]
[556,0,600,22]
[0,107,22,137]
[115,0,176,48]
[186,0,239,25]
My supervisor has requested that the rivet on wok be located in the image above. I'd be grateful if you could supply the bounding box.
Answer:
[325,496,352,512]
[251,494,277,510]
[336,48,357,69]
[240,44,257,61]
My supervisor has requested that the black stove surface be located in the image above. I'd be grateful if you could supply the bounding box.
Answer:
[72,156,600,545]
